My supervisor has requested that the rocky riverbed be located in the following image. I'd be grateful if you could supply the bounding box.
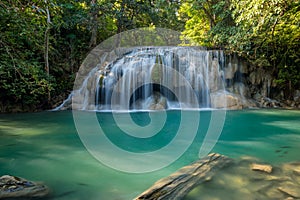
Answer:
[136,153,300,200]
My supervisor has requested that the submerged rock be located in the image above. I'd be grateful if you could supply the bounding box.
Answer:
[277,182,300,198]
[251,163,273,174]
[0,175,49,199]
[136,154,300,200]
[135,153,232,200]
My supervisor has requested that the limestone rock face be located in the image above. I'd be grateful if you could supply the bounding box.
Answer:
[0,175,49,199]
[210,91,243,109]
[133,92,167,110]
[54,46,300,111]
[151,57,163,84]
[224,62,238,80]
[239,60,249,74]
[148,93,167,110]
[209,59,222,92]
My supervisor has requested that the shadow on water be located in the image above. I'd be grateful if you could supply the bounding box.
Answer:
[0,111,82,163]
[0,111,93,199]
[0,111,190,199]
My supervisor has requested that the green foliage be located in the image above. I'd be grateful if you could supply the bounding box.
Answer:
[0,1,53,110]
[0,53,54,109]
[149,0,184,30]
[2,0,297,111]
[180,0,300,98]
[179,0,234,46]
[230,0,300,97]
[179,2,211,46]
[0,0,184,111]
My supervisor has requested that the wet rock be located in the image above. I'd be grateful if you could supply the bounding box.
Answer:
[282,162,300,174]
[251,163,273,173]
[280,162,300,185]
[209,59,223,92]
[210,91,243,109]
[224,62,238,80]
[249,69,264,85]
[0,175,49,199]
[265,187,286,199]
[285,197,295,200]
[293,168,300,176]
[147,93,167,110]
[135,153,232,200]
[277,182,300,198]
[151,63,162,84]
[231,82,248,97]
[253,93,262,101]
[260,97,282,108]
[147,154,300,200]
[265,175,291,182]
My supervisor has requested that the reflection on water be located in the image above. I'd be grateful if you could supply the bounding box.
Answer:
[0,109,299,199]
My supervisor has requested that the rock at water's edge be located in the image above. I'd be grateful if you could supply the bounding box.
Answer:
[135,153,232,200]
[0,175,49,199]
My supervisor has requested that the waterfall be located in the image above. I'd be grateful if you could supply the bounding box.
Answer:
[57,46,250,111]
[92,47,221,111]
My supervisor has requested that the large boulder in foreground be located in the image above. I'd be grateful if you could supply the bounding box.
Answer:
[135,153,232,200]
[136,154,300,200]
[0,175,49,199]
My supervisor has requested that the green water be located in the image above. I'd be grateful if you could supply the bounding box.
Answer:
[0,109,300,199]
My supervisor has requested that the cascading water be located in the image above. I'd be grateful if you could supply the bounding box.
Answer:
[57,46,249,111]
[96,47,224,110]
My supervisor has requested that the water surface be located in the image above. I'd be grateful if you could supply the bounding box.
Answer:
[0,109,299,199]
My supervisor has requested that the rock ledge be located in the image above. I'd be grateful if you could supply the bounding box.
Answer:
[135,153,232,200]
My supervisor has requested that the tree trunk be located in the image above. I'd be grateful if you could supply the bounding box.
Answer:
[89,0,98,48]
[44,0,51,101]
